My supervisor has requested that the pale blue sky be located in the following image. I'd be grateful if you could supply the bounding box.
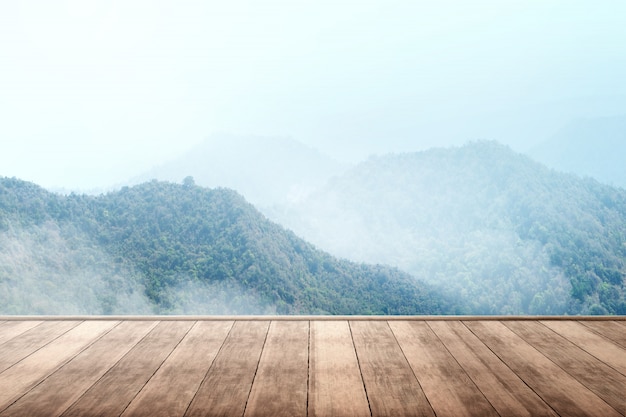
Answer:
[1,0,625,190]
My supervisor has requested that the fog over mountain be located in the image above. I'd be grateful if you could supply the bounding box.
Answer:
[529,115,626,188]
[2,2,625,190]
[1,1,625,316]
[2,140,625,315]
[268,141,626,315]
[134,134,347,207]
[0,178,452,315]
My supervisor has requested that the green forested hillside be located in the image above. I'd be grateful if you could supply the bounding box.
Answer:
[271,141,626,315]
[0,177,451,315]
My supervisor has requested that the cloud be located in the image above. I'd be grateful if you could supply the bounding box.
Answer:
[0,220,154,314]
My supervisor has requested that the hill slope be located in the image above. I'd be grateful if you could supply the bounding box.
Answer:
[0,177,451,315]
[270,141,626,315]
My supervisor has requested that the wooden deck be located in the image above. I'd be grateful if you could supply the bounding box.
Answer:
[0,316,624,417]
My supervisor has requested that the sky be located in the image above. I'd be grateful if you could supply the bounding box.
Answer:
[1,0,625,190]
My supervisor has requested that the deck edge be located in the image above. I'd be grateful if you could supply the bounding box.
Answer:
[1,315,625,321]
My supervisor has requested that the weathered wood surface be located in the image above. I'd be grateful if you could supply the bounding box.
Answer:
[580,320,626,348]
[61,321,193,417]
[185,320,269,417]
[350,320,435,417]
[244,321,309,417]
[1,321,157,417]
[541,320,626,376]
[465,320,623,417]
[121,321,233,417]
[0,317,624,417]
[308,321,370,417]
[389,321,498,417]
[427,320,559,417]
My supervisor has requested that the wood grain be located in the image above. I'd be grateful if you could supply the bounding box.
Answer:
[0,321,43,346]
[121,321,233,417]
[0,320,117,412]
[465,320,622,417]
[0,318,624,417]
[61,321,193,417]
[504,320,626,415]
[185,320,270,417]
[244,321,309,417]
[0,320,80,373]
[541,320,626,376]
[428,321,558,417]
[350,320,435,417]
[579,320,626,348]
[390,321,498,417]
[0,321,157,417]
[308,320,370,417]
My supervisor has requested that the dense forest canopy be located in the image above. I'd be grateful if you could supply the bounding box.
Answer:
[0,177,451,315]
[1,141,625,316]
[270,141,626,315]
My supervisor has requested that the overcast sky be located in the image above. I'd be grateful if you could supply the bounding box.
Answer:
[1,0,625,190]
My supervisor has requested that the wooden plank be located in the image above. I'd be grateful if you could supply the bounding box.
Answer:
[0,320,118,412]
[244,321,309,417]
[185,320,270,417]
[390,321,498,417]
[465,320,622,417]
[579,320,626,349]
[505,320,626,415]
[0,321,80,373]
[541,320,626,376]
[0,321,157,417]
[428,321,558,417]
[61,321,193,417]
[350,320,435,417]
[121,321,234,417]
[0,321,43,346]
[308,321,370,417]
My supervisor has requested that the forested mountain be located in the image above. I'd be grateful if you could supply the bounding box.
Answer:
[0,177,451,315]
[134,134,347,207]
[269,141,626,315]
[529,115,626,188]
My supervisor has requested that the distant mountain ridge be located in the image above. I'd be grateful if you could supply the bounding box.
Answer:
[4,140,624,316]
[269,141,626,315]
[529,115,626,188]
[134,134,347,207]
[0,177,451,315]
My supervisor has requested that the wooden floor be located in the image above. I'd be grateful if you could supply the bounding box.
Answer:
[0,317,624,417]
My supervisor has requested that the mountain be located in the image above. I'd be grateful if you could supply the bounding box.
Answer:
[269,141,626,315]
[134,134,347,207]
[0,177,452,315]
[529,115,626,188]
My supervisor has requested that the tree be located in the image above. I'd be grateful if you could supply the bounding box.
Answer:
[182,176,195,188]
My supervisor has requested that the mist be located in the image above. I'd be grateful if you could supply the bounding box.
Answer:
[163,279,277,315]
[0,221,153,314]
[1,1,625,316]
[133,134,347,207]
[271,201,572,315]
[264,142,626,315]
[0,220,276,315]
[1,1,625,190]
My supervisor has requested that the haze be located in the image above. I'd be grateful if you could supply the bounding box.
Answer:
[1,0,625,190]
